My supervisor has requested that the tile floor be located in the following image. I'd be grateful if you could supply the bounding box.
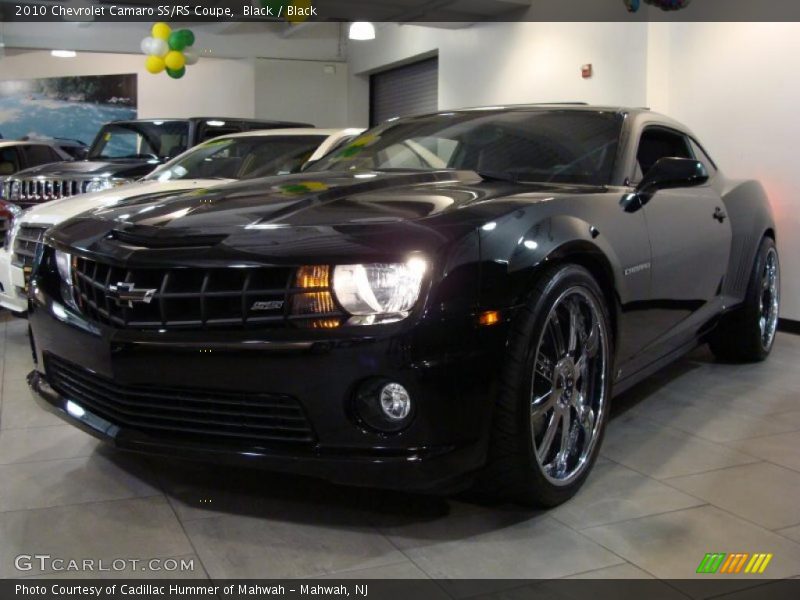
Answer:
[1,314,799,596]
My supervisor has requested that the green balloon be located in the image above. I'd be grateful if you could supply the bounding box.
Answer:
[166,66,186,79]
[180,29,195,47]
[168,31,187,51]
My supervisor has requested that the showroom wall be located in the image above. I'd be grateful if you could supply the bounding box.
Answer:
[0,50,349,128]
[254,58,349,127]
[646,22,800,320]
[346,22,650,125]
[348,20,800,321]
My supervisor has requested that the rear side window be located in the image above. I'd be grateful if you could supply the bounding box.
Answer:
[23,145,61,167]
[0,147,21,175]
[689,138,718,176]
[635,128,692,180]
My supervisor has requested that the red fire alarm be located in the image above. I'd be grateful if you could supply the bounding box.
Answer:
[582,64,593,79]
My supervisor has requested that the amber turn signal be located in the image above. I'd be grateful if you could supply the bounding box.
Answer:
[295,265,329,289]
[478,310,501,327]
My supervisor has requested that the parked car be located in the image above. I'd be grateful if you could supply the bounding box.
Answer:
[0,140,74,194]
[2,117,313,207]
[0,128,362,315]
[26,106,778,506]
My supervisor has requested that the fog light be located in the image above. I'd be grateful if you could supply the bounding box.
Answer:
[66,400,85,418]
[354,379,414,433]
[379,383,411,420]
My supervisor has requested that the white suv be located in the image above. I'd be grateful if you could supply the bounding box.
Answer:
[0,127,362,314]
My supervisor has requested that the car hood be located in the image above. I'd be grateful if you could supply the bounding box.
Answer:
[11,159,161,180]
[22,179,232,227]
[49,170,604,263]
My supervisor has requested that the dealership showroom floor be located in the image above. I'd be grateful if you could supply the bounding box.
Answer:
[2,311,800,590]
[4,5,800,597]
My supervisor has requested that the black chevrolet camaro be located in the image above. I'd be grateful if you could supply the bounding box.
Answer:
[27,106,779,506]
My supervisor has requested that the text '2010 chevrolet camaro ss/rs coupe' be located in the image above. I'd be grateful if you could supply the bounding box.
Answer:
[26,106,779,506]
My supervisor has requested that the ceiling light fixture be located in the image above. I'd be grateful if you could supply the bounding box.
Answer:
[349,22,375,41]
[51,50,77,58]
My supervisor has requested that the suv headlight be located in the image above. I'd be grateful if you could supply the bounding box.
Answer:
[84,178,131,194]
[332,258,427,324]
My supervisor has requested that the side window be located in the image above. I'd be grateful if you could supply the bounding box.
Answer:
[197,124,243,143]
[23,145,60,167]
[689,138,718,177]
[635,128,692,180]
[0,147,21,175]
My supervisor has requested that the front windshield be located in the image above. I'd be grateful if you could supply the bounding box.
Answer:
[88,121,190,161]
[308,110,623,185]
[145,135,327,182]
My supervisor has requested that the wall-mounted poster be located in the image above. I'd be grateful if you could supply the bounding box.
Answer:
[0,73,137,145]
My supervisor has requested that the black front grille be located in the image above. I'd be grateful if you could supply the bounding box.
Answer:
[70,256,344,330]
[13,225,48,271]
[46,354,316,445]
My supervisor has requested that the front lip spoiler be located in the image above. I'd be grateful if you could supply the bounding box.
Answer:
[27,370,480,494]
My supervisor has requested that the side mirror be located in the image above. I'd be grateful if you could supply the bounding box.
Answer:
[637,157,709,195]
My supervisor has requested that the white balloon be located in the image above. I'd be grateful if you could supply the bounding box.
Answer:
[151,38,168,57]
[183,46,199,65]
[140,36,155,55]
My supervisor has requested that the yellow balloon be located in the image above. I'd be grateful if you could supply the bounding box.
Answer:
[287,0,312,23]
[164,50,185,71]
[152,22,171,41]
[145,55,165,74]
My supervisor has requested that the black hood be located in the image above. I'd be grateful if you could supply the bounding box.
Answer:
[48,170,602,264]
[12,159,161,180]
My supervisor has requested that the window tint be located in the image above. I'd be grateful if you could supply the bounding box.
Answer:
[23,145,59,167]
[0,147,21,175]
[89,122,189,160]
[146,135,327,182]
[689,138,717,176]
[310,110,624,186]
[197,125,243,143]
[636,128,692,179]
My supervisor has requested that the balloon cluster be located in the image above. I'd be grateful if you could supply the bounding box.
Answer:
[141,23,199,79]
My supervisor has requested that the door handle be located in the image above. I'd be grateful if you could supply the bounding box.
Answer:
[713,207,727,223]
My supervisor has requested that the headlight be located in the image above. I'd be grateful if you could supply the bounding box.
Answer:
[333,258,427,324]
[84,178,131,194]
[84,179,112,194]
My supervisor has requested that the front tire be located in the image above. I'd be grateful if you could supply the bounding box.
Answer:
[477,264,612,507]
[710,237,780,362]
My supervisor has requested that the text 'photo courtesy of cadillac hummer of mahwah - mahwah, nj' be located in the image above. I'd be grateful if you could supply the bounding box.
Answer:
[25,105,778,507]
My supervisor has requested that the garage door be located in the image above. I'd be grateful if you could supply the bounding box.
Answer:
[369,57,439,126]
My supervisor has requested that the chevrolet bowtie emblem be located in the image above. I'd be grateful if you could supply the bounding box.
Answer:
[108,282,157,308]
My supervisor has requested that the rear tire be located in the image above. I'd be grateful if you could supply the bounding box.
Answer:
[710,237,780,363]
[475,264,613,507]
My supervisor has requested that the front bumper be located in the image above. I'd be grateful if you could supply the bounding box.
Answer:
[27,295,508,493]
[0,248,26,313]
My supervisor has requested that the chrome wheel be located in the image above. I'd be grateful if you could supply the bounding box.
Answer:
[530,287,609,486]
[759,247,780,351]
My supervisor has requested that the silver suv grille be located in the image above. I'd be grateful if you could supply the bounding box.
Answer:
[9,178,92,207]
